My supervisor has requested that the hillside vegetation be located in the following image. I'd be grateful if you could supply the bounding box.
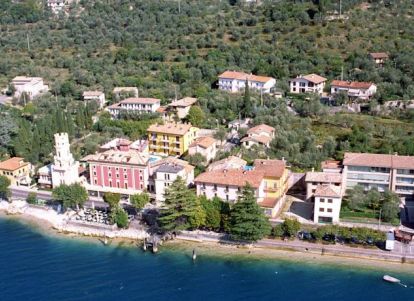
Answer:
[0,0,413,170]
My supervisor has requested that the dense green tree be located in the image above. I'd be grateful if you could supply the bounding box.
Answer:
[52,183,88,210]
[241,79,252,118]
[381,190,400,223]
[158,177,205,232]
[26,192,37,205]
[103,192,121,209]
[229,185,271,242]
[187,106,206,127]
[200,196,222,231]
[130,193,150,211]
[111,207,129,228]
[281,218,301,237]
[345,185,365,211]
[0,175,11,200]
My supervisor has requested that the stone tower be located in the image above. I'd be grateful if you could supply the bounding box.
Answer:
[51,133,79,188]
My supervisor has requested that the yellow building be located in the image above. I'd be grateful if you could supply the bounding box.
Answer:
[147,122,198,156]
[254,159,290,217]
[0,157,32,186]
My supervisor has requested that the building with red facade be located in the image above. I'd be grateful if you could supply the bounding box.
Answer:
[82,139,150,197]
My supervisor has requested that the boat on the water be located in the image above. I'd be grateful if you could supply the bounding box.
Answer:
[383,275,400,283]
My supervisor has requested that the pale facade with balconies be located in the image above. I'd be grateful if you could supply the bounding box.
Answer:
[289,74,327,95]
[342,152,414,196]
[218,71,276,94]
[107,97,160,118]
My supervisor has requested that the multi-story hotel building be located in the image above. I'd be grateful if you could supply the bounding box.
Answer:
[195,159,289,217]
[82,140,150,197]
[147,122,198,157]
[218,71,276,94]
[107,97,161,118]
[343,152,414,196]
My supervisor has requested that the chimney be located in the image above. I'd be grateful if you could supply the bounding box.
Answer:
[312,168,314,172]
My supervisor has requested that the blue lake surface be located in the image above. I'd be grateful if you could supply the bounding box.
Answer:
[1,217,413,301]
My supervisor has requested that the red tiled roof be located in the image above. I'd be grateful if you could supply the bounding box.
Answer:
[169,97,197,107]
[321,160,342,170]
[314,184,341,198]
[343,152,414,169]
[253,159,286,178]
[195,169,264,188]
[218,71,274,83]
[247,124,275,135]
[258,197,281,209]
[0,157,29,171]
[297,74,327,84]
[147,122,194,135]
[305,172,342,183]
[331,80,374,89]
[369,52,389,59]
[189,136,216,149]
[156,106,168,113]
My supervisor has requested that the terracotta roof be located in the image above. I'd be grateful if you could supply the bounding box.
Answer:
[321,160,342,170]
[369,52,389,59]
[147,122,194,136]
[83,91,104,97]
[118,97,160,105]
[292,74,327,84]
[314,184,341,198]
[247,124,275,135]
[0,157,29,171]
[189,136,216,149]
[343,152,414,169]
[195,169,264,188]
[258,197,281,208]
[169,97,197,107]
[305,172,342,183]
[241,135,272,145]
[331,80,374,89]
[207,156,247,171]
[156,106,168,113]
[253,159,286,178]
[218,71,274,83]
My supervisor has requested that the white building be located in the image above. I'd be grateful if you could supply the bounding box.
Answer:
[83,91,106,110]
[330,80,377,100]
[149,157,194,202]
[304,172,343,200]
[51,133,80,187]
[11,76,49,101]
[195,169,266,203]
[38,164,52,188]
[313,184,342,223]
[342,152,414,196]
[106,97,161,118]
[241,124,275,149]
[289,74,327,95]
[168,97,197,119]
[188,136,217,163]
[218,70,276,94]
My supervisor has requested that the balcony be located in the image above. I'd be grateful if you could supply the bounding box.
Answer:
[160,145,170,150]
[264,187,278,192]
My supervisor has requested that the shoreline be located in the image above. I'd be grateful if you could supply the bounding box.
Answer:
[1,200,414,274]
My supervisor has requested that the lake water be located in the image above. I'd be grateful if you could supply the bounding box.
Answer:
[0,217,413,301]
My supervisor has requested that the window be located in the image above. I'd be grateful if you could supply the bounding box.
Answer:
[312,189,316,193]
[108,173,112,178]
[226,195,229,201]
[94,179,97,184]
[109,181,112,187]
[214,184,217,191]
[116,174,119,178]
[319,208,324,212]
[327,208,333,213]
[327,199,333,203]
[320,198,325,203]
[124,174,127,179]
[93,171,97,176]
[117,182,120,188]
[225,185,229,192]
[165,174,170,180]
[124,183,128,189]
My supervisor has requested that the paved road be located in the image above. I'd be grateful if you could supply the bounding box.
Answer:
[177,231,414,261]
[10,186,109,208]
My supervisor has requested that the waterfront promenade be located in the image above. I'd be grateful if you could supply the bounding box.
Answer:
[176,230,414,263]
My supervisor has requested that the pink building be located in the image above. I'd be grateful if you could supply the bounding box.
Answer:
[82,140,150,197]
